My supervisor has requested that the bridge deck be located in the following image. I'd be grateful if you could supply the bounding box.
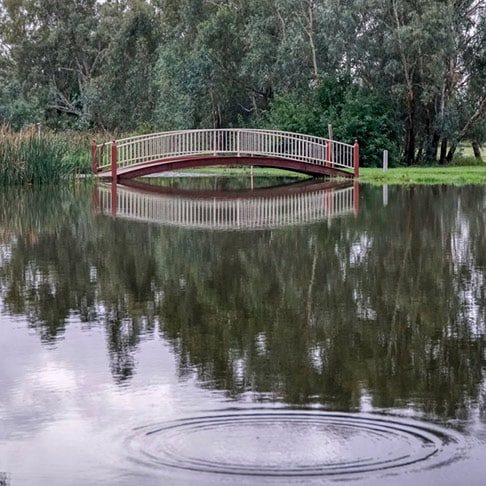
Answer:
[96,155,354,180]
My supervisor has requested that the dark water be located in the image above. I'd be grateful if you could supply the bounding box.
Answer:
[0,179,485,485]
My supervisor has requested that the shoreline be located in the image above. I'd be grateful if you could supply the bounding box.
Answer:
[5,165,486,186]
[165,165,486,185]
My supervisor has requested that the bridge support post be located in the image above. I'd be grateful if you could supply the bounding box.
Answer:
[353,140,360,178]
[111,140,118,182]
[91,140,98,174]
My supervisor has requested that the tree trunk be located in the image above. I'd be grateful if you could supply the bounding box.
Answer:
[472,141,483,161]
[447,95,486,162]
[439,138,447,165]
[424,132,440,164]
[446,143,457,162]
[404,97,416,165]
[305,0,319,86]
[416,139,424,165]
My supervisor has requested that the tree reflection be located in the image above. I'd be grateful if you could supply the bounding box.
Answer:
[0,184,485,417]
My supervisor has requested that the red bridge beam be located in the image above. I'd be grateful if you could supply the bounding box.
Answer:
[99,155,354,181]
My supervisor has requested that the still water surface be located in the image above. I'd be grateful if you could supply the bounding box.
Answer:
[0,179,485,485]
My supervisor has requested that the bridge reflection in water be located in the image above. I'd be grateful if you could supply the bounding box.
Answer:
[95,179,359,231]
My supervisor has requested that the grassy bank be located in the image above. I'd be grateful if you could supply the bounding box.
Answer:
[359,166,486,185]
[178,165,486,185]
[0,126,90,184]
[178,166,307,178]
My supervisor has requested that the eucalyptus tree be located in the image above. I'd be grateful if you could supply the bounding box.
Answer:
[444,8,486,162]
[350,0,485,164]
[95,0,162,131]
[0,0,105,127]
[153,0,287,128]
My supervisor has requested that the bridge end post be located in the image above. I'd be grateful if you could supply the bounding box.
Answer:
[91,140,98,175]
[353,140,360,178]
[111,139,118,182]
[326,140,334,168]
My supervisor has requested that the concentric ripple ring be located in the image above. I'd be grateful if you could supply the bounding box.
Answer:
[126,410,463,478]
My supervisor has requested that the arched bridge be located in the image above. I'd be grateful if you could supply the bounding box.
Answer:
[94,180,359,231]
[92,129,359,180]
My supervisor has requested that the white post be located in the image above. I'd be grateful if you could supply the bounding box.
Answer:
[383,184,389,207]
[237,129,240,156]
[383,149,389,172]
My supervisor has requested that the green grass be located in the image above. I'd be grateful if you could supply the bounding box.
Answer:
[178,164,486,185]
[178,166,307,178]
[359,166,486,185]
[449,154,485,167]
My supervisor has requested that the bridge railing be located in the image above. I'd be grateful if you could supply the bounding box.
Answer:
[93,129,357,175]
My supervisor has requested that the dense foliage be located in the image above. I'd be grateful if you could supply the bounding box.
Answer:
[0,0,485,166]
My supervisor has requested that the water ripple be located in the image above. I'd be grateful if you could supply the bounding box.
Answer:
[126,410,464,478]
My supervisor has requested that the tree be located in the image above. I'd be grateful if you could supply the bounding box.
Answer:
[95,0,161,131]
[351,0,485,165]
[0,0,105,128]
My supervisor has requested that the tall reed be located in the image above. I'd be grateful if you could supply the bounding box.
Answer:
[0,125,90,185]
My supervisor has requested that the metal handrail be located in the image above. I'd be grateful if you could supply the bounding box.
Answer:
[93,128,358,175]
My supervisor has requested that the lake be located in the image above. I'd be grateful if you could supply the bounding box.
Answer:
[0,179,485,485]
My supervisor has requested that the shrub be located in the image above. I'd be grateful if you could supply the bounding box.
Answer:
[449,155,485,167]
[262,77,400,167]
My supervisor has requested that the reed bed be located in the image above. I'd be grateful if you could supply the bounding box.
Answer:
[0,126,90,185]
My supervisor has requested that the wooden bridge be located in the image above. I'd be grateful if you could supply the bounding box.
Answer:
[92,129,359,180]
[94,180,359,231]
